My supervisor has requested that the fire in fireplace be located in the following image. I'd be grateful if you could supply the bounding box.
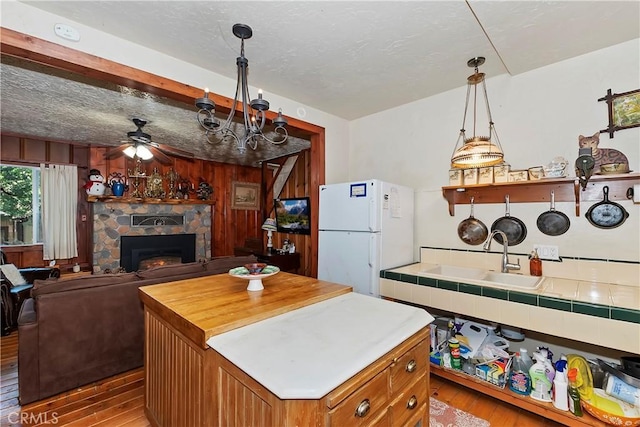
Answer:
[120,234,196,272]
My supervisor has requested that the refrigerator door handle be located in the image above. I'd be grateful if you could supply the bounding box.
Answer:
[368,196,375,232]
[369,234,375,267]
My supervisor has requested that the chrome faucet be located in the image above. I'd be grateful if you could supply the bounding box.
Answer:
[483,230,521,273]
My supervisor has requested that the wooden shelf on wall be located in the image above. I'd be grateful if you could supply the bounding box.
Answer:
[87,195,215,205]
[442,173,639,216]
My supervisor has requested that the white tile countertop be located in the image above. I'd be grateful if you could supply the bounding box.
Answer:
[206,292,434,399]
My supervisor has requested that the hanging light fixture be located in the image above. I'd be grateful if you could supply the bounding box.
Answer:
[450,57,504,169]
[195,23,288,154]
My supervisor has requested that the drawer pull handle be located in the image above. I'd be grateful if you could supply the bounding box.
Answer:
[405,359,417,373]
[355,399,371,418]
[407,395,418,410]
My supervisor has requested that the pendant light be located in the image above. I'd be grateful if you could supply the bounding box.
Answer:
[451,57,504,169]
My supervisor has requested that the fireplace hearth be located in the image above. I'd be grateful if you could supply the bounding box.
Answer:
[120,234,196,272]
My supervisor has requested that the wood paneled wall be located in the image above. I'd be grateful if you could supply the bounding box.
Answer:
[1,135,315,276]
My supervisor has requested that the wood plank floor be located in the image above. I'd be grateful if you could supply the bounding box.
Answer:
[1,330,565,426]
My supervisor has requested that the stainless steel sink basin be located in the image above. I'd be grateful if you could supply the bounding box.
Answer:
[421,264,544,289]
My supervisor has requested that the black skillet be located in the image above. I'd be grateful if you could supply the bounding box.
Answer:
[537,191,570,236]
[491,195,527,246]
[586,186,629,229]
[457,197,488,245]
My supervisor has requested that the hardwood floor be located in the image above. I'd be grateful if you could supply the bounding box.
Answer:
[1,330,563,426]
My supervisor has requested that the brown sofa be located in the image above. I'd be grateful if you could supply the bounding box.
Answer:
[17,255,257,405]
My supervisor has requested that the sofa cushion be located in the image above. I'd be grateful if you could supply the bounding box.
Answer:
[203,255,258,275]
[32,272,138,297]
[136,261,205,280]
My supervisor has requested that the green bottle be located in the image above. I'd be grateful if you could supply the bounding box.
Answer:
[567,368,583,417]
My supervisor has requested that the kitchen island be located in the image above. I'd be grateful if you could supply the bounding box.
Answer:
[139,271,433,426]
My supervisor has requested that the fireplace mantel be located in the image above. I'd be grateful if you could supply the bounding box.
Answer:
[87,196,214,205]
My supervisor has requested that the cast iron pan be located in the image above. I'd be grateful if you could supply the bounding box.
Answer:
[491,195,527,246]
[586,186,629,229]
[457,197,488,245]
[536,191,570,236]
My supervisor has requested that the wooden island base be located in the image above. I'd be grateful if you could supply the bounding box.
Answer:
[140,273,431,427]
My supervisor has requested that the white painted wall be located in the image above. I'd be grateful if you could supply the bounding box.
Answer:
[1,2,351,184]
[350,39,640,262]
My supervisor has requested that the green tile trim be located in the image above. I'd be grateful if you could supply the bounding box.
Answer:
[509,291,538,306]
[572,302,610,319]
[378,269,640,323]
[459,283,482,296]
[437,280,458,291]
[539,296,572,312]
[385,271,402,282]
[399,274,418,285]
[611,307,640,324]
[482,287,508,300]
[418,276,437,288]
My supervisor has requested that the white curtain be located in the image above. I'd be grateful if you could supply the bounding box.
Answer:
[40,164,78,260]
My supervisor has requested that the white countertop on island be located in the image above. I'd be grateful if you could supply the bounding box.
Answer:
[206,292,434,399]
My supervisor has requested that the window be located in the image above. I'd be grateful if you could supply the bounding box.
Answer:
[0,165,42,245]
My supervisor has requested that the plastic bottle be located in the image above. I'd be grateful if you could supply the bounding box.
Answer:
[529,352,553,402]
[603,372,640,406]
[552,367,569,411]
[529,249,542,276]
[509,352,532,395]
[448,338,462,370]
[520,348,533,370]
[567,368,583,417]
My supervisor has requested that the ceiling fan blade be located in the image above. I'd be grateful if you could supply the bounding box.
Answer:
[104,143,132,159]
[147,141,195,160]
[147,146,173,165]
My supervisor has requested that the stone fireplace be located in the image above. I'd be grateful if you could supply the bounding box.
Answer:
[92,202,211,272]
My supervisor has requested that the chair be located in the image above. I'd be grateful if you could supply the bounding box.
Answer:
[0,252,59,330]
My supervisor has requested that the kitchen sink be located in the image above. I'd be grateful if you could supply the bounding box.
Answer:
[482,271,544,289]
[421,264,544,289]
[422,265,486,280]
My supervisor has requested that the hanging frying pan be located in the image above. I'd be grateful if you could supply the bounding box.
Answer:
[491,195,527,246]
[457,197,488,245]
[536,191,570,236]
[586,186,629,229]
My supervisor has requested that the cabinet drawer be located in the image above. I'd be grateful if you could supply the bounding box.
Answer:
[328,369,390,427]
[389,373,427,426]
[390,339,428,393]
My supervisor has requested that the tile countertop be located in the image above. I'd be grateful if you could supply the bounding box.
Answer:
[206,292,434,399]
[381,262,640,324]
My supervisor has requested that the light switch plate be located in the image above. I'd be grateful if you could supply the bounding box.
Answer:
[533,244,560,261]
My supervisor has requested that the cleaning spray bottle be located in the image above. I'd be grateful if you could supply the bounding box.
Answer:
[552,364,569,411]
[529,351,553,402]
[509,352,532,395]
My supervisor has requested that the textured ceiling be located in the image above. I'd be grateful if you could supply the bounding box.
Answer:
[2,1,639,165]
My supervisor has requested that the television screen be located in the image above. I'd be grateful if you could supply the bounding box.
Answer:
[274,197,311,235]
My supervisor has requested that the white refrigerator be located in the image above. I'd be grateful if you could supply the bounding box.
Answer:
[318,179,414,297]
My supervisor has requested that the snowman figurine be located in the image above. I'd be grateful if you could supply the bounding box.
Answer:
[84,169,106,196]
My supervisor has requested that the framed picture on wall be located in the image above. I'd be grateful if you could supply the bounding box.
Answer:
[231,181,260,210]
[599,88,640,138]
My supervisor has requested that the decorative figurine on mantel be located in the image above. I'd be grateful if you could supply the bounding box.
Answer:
[165,168,180,199]
[84,169,106,196]
[196,179,213,200]
[578,132,629,174]
[127,158,146,198]
[144,167,165,199]
[177,178,193,199]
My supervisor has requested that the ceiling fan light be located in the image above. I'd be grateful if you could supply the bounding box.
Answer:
[136,144,153,160]
[123,146,137,158]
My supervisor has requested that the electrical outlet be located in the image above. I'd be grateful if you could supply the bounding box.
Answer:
[533,244,559,261]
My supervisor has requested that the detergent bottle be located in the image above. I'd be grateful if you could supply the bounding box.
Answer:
[529,351,553,402]
[508,352,532,395]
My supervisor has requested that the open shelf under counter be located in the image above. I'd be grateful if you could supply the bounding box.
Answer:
[431,364,607,427]
[442,172,640,216]
[87,195,215,205]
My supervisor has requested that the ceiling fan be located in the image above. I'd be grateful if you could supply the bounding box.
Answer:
[105,118,195,165]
